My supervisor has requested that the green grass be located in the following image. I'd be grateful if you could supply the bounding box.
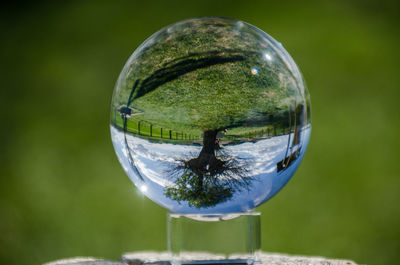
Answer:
[113,112,296,143]
[112,114,202,139]
[112,18,306,134]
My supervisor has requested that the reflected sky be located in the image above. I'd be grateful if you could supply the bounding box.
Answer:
[111,125,311,214]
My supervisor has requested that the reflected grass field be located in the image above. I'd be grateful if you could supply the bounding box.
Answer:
[0,1,399,265]
[113,114,292,142]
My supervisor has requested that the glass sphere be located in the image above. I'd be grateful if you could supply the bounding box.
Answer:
[110,17,311,214]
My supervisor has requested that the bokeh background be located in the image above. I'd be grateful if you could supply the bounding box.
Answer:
[1,0,399,264]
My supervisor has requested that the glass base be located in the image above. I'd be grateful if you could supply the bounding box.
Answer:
[168,212,261,265]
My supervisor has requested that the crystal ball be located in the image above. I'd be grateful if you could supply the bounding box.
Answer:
[110,17,311,214]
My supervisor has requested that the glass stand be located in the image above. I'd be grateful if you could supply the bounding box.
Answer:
[168,212,261,265]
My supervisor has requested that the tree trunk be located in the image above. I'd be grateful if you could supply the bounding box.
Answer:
[200,130,218,156]
[186,129,221,186]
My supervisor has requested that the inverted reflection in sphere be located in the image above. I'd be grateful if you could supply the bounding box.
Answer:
[110,17,311,214]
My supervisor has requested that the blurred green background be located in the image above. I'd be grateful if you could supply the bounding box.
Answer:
[0,0,399,264]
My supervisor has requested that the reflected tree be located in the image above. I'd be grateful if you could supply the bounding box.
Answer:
[165,130,252,208]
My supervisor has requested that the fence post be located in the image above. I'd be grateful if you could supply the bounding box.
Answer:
[161,128,163,138]
[138,121,141,135]
[112,106,117,125]
[150,125,152,137]
[274,125,276,136]
[169,130,172,139]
